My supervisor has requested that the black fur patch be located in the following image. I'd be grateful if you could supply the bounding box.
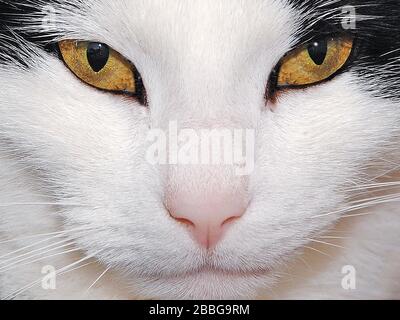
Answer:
[0,0,56,63]
[289,0,400,99]
[1,0,400,99]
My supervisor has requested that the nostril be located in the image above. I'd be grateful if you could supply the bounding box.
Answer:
[221,215,241,227]
[167,207,195,227]
[173,217,195,228]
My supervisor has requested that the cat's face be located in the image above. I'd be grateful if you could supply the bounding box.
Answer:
[1,0,400,299]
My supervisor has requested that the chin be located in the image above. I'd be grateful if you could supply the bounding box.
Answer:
[131,270,274,300]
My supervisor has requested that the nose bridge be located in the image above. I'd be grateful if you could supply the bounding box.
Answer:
[165,42,239,122]
[151,29,256,130]
[162,86,250,134]
[167,166,248,212]
[175,80,232,124]
[166,163,248,198]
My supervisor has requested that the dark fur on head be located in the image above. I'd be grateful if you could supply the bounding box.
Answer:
[1,0,400,99]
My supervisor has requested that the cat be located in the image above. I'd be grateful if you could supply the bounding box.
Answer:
[0,0,400,300]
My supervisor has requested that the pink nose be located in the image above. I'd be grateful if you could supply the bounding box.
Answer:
[167,192,248,249]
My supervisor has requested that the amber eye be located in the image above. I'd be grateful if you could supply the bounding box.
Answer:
[58,40,137,95]
[277,36,354,88]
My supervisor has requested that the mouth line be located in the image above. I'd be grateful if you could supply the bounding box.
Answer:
[154,266,272,281]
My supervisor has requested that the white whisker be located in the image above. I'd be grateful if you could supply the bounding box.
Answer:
[340,211,375,219]
[0,226,96,245]
[85,267,110,295]
[307,239,345,250]
[344,181,400,192]
[0,238,72,266]
[311,194,400,219]
[0,233,68,260]
[317,235,349,240]
[0,244,78,273]
[303,245,332,258]
[0,202,93,208]
[297,256,313,271]
[2,253,99,300]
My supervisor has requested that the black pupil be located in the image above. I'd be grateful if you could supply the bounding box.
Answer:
[307,39,328,65]
[87,42,110,72]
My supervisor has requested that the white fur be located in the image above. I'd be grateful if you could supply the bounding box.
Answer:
[1,0,400,299]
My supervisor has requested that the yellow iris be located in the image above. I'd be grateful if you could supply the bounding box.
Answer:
[277,37,354,87]
[58,40,136,94]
